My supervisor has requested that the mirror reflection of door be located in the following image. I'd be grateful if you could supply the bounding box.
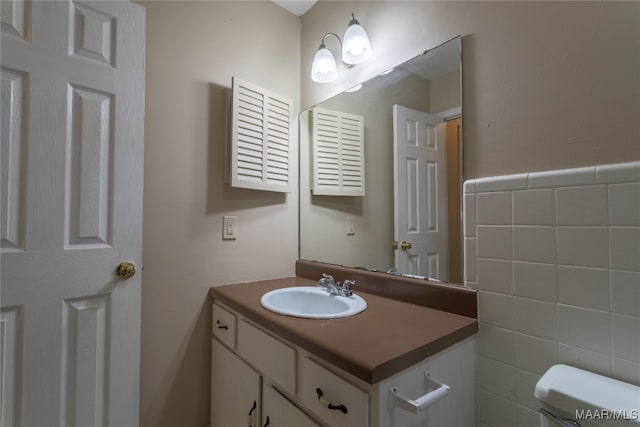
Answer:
[393,105,448,280]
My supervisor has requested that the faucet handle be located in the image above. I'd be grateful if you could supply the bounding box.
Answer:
[318,274,335,288]
[341,279,355,296]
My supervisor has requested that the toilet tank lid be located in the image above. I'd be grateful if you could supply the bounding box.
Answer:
[535,364,640,424]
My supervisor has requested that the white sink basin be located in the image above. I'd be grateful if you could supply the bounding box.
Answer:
[260,287,367,319]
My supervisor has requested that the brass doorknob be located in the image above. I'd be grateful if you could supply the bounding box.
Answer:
[392,241,399,250]
[116,262,136,280]
[400,241,412,251]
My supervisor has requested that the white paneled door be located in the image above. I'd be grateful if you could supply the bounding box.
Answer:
[393,105,448,280]
[1,1,145,426]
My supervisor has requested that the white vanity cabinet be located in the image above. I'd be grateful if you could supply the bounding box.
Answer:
[211,300,476,427]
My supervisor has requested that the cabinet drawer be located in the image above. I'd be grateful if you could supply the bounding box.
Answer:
[237,319,296,395]
[212,303,236,349]
[299,357,369,427]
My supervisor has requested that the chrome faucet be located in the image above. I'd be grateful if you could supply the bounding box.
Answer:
[318,274,354,297]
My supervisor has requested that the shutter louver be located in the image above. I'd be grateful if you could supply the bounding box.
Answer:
[312,107,365,196]
[230,78,292,192]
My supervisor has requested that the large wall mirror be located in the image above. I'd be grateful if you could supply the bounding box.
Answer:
[300,36,463,284]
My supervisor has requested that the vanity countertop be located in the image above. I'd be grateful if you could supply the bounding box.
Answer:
[209,276,477,384]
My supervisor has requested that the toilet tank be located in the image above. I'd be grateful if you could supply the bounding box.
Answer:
[535,364,640,427]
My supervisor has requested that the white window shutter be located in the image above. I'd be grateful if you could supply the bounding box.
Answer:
[312,107,365,196]
[230,77,293,192]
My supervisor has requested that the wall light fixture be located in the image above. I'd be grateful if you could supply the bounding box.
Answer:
[311,13,372,83]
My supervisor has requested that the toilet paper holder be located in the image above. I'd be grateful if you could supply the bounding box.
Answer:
[389,371,450,414]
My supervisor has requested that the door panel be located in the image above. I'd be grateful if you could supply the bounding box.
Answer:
[0,67,27,252]
[0,1,145,425]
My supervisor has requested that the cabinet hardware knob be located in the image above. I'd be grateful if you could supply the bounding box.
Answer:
[247,400,257,427]
[216,320,228,330]
[316,388,348,414]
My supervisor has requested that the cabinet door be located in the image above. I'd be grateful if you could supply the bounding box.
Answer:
[211,338,261,427]
[262,384,320,427]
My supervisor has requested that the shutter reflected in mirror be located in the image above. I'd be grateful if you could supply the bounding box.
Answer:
[311,107,365,196]
[230,78,293,193]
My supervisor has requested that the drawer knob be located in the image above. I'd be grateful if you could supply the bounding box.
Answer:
[316,388,348,414]
[216,320,229,330]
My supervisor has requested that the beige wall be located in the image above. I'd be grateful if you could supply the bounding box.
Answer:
[301,1,640,178]
[431,71,460,114]
[140,2,300,426]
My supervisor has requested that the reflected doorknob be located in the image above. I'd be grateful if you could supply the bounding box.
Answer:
[392,241,399,250]
[116,262,136,280]
[400,241,412,251]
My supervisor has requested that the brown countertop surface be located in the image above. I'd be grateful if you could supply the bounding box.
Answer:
[209,277,477,384]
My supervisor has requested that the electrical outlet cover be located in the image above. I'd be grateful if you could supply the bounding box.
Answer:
[223,216,237,240]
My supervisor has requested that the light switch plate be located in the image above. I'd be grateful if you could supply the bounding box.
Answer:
[346,216,355,235]
[223,216,237,240]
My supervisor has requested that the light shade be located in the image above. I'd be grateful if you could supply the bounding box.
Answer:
[311,46,338,83]
[342,19,371,64]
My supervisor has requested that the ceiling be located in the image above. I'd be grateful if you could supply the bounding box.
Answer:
[272,0,317,16]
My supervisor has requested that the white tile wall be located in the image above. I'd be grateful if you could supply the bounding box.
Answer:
[477,226,513,260]
[557,266,609,311]
[478,259,513,294]
[513,262,556,301]
[478,291,514,329]
[477,192,512,225]
[514,297,557,340]
[514,333,557,374]
[609,183,640,225]
[557,304,610,354]
[610,227,640,271]
[478,324,515,365]
[611,270,640,316]
[513,226,556,263]
[512,189,555,226]
[557,343,612,376]
[556,186,608,225]
[556,227,609,268]
[465,161,640,427]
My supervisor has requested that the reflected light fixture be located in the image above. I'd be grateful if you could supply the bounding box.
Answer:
[311,13,372,83]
